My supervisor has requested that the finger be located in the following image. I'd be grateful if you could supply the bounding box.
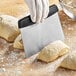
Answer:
[25,0,36,22]
[41,0,49,21]
[35,0,43,23]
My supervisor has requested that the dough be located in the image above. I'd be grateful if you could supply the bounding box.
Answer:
[37,40,70,63]
[13,34,24,49]
[60,51,76,70]
[0,0,28,17]
[0,15,20,42]
[0,0,58,18]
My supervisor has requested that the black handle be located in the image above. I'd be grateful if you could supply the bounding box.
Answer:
[18,4,58,28]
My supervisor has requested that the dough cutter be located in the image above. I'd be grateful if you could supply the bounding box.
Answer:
[18,5,64,58]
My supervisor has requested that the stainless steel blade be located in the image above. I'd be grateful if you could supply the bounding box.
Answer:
[20,12,64,58]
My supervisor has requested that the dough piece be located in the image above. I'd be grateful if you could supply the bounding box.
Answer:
[13,34,24,49]
[37,40,70,63]
[0,0,28,17]
[0,15,20,42]
[60,51,76,70]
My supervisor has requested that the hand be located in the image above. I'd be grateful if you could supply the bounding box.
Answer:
[25,0,49,23]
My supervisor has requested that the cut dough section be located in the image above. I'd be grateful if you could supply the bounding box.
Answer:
[60,51,76,70]
[13,34,24,49]
[37,40,70,63]
[0,15,20,42]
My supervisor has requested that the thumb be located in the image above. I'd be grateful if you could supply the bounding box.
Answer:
[25,0,36,22]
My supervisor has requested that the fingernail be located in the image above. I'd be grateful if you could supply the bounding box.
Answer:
[31,16,36,22]
[41,19,45,23]
[36,21,40,24]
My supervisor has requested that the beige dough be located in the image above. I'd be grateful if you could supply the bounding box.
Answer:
[13,34,24,49]
[60,51,76,70]
[0,15,20,42]
[37,40,70,63]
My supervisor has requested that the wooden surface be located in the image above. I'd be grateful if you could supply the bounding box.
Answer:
[0,0,76,76]
[0,0,59,18]
[0,11,76,76]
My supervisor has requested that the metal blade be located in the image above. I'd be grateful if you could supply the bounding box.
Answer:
[20,12,64,58]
